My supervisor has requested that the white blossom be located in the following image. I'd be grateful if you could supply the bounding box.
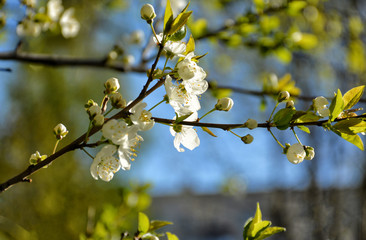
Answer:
[313,96,330,117]
[47,0,64,21]
[16,19,42,37]
[176,52,208,95]
[165,75,201,114]
[90,145,121,182]
[59,8,80,38]
[170,111,200,152]
[154,33,186,56]
[102,119,143,170]
[286,143,306,164]
[129,30,144,45]
[130,102,155,131]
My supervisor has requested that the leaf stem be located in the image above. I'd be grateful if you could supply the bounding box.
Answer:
[149,99,165,112]
[53,140,60,154]
[269,128,285,149]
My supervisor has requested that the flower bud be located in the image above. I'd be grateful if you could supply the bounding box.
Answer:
[53,123,69,140]
[172,124,182,133]
[93,114,105,126]
[241,134,254,144]
[304,146,315,160]
[244,119,257,130]
[140,4,156,22]
[286,143,306,164]
[29,151,47,165]
[87,105,102,118]
[84,99,97,109]
[110,92,126,109]
[215,97,234,111]
[104,77,120,94]
[286,100,295,109]
[277,91,290,102]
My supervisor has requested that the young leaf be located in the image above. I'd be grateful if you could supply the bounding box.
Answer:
[255,226,286,240]
[331,127,364,150]
[166,232,179,240]
[329,89,344,121]
[333,118,364,135]
[185,35,195,54]
[243,218,253,240]
[201,127,217,137]
[149,220,173,232]
[163,0,174,35]
[138,212,150,234]
[294,112,321,123]
[297,125,310,134]
[343,85,365,110]
[175,112,193,124]
[168,11,192,36]
[273,108,296,130]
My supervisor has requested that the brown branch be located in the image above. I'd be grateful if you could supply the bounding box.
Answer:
[0,43,167,194]
[0,50,147,73]
[0,79,165,193]
[152,114,366,130]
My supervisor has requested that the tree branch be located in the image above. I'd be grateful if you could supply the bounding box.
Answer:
[0,50,147,73]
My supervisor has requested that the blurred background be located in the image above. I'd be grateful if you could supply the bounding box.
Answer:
[0,0,366,239]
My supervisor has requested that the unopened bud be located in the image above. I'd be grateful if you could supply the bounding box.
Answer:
[104,77,120,94]
[244,119,257,130]
[215,97,234,111]
[93,114,105,126]
[241,134,254,144]
[278,91,290,102]
[172,124,182,133]
[140,4,156,22]
[286,100,295,108]
[29,151,47,165]
[53,123,68,140]
[84,99,98,109]
[304,146,315,160]
[87,105,101,118]
[110,92,126,108]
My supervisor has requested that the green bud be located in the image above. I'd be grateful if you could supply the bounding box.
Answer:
[241,134,254,144]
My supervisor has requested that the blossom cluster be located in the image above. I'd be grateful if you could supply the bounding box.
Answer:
[17,0,80,38]
[89,79,154,182]
[164,48,208,152]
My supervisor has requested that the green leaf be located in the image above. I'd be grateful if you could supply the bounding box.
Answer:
[252,221,271,238]
[243,218,253,240]
[333,118,364,135]
[331,127,364,150]
[273,108,296,130]
[149,220,173,232]
[166,232,179,240]
[185,35,195,54]
[255,226,286,240]
[294,111,321,123]
[168,11,192,36]
[297,125,310,134]
[329,89,344,121]
[201,127,217,137]
[138,212,150,234]
[175,112,193,124]
[343,85,365,110]
[163,0,174,35]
